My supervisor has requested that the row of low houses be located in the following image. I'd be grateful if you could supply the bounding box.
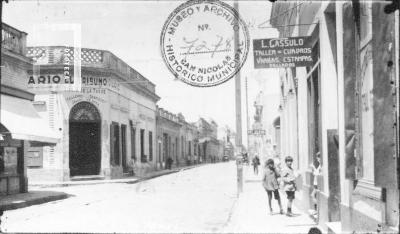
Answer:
[270,1,399,233]
[0,23,234,195]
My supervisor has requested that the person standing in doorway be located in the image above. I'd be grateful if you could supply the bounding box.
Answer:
[262,159,284,215]
[282,156,297,217]
[252,154,260,175]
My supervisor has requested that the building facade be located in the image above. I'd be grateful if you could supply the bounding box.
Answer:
[156,107,182,169]
[25,46,159,181]
[271,1,399,232]
[197,118,222,163]
[1,23,58,194]
[177,114,200,165]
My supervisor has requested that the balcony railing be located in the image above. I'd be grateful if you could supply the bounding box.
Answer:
[1,23,27,55]
[26,46,156,94]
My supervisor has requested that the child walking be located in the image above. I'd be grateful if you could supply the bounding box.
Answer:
[282,156,297,217]
[262,159,283,215]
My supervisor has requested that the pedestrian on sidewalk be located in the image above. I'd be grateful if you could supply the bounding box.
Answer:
[281,156,297,217]
[166,157,173,170]
[310,152,322,215]
[262,158,284,215]
[252,155,260,175]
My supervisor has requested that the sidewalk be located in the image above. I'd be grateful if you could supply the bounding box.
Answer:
[0,164,200,211]
[222,165,321,233]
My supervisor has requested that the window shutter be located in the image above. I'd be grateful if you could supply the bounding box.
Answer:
[110,124,114,166]
[372,3,397,188]
[343,2,357,179]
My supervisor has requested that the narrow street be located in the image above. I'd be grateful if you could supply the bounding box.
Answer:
[2,162,316,233]
[3,163,237,233]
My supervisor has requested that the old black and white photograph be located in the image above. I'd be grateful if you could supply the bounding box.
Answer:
[0,0,399,233]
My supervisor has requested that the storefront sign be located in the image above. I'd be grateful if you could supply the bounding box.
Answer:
[66,94,106,107]
[253,37,314,68]
[28,75,120,93]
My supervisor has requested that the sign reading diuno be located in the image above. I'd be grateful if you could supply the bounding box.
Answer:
[253,37,314,68]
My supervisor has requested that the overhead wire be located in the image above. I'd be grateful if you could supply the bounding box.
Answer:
[257,2,305,29]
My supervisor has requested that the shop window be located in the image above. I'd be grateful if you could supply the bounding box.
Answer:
[140,129,146,162]
[149,131,153,162]
[27,147,43,168]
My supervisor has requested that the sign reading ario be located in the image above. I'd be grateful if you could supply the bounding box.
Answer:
[253,37,314,69]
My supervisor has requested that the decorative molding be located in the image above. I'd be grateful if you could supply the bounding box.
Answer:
[353,179,382,201]
[69,101,101,121]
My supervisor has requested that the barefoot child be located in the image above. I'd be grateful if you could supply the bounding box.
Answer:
[262,159,284,215]
[282,156,297,217]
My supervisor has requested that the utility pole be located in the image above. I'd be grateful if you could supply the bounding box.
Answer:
[234,0,243,195]
[246,76,250,154]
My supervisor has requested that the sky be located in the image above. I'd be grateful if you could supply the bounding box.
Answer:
[4,0,281,145]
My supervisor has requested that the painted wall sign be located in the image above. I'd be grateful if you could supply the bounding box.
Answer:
[66,94,106,107]
[253,37,314,68]
[28,75,120,93]
[160,0,249,87]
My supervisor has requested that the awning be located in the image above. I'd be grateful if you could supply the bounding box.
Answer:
[0,95,59,144]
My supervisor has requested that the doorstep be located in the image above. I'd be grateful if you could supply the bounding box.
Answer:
[70,175,106,181]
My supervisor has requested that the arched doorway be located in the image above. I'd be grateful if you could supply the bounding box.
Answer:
[69,101,101,176]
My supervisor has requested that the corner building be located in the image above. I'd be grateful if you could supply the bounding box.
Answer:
[25,46,159,181]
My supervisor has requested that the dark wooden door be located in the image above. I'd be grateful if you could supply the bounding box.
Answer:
[69,122,101,176]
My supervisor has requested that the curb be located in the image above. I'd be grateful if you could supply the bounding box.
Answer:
[0,164,201,211]
[29,165,199,188]
[0,193,69,211]
[126,165,197,184]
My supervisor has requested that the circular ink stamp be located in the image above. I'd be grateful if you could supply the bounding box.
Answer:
[160,0,250,87]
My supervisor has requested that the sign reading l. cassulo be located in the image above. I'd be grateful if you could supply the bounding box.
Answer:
[253,37,314,69]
